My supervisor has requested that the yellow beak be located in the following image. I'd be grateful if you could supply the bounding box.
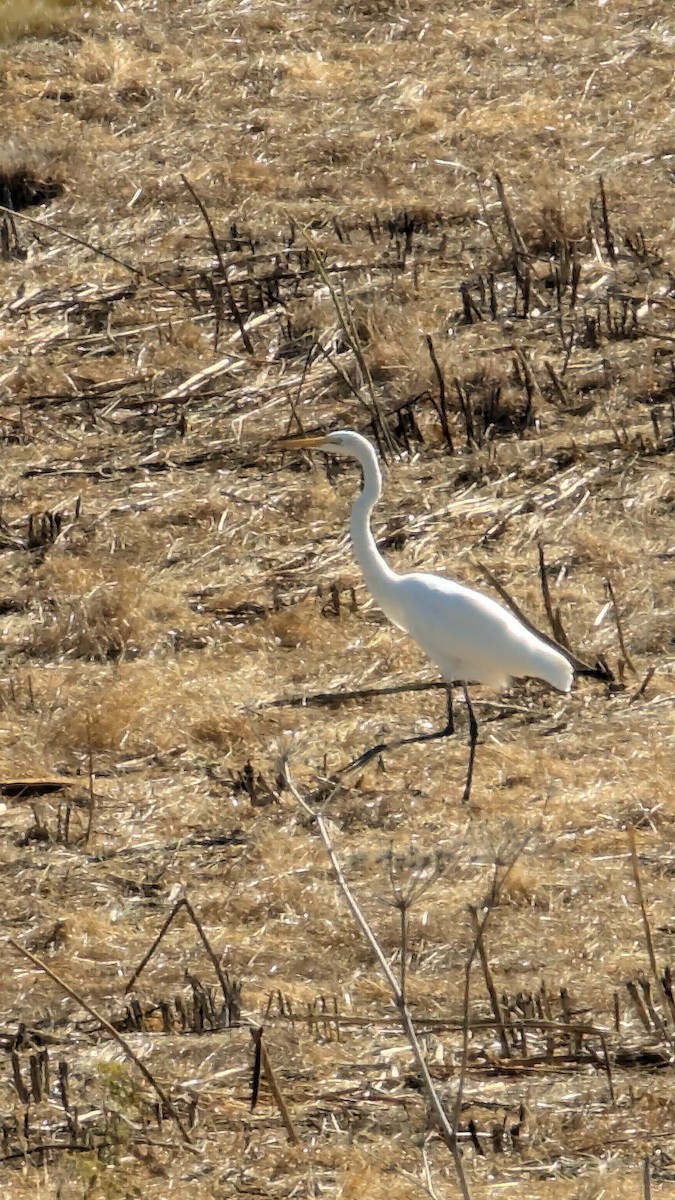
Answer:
[277,434,327,450]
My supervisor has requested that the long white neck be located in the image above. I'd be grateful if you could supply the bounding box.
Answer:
[348,442,399,613]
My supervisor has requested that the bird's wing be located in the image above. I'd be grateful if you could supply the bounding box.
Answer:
[393,573,543,686]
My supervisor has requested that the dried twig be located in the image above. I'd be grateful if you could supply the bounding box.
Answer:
[282,759,471,1200]
[262,679,541,720]
[250,1025,263,1110]
[126,897,297,1139]
[425,335,454,452]
[0,204,197,310]
[643,1155,652,1200]
[598,1032,615,1105]
[7,939,193,1143]
[598,175,617,263]
[387,853,444,1004]
[605,577,637,674]
[422,1137,441,1200]
[307,245,397,454]
[454,376,475,448]
[626,979,652,1032]
[543,359,568,405]
[472,174,507,264]
[250,1027,300,1145]
[493,173,529,259]
[311,337,377,412]
[451,848,526,1141]
[84,715,95,848]
[181,174,254,354]
[468,907,510,1057]
[261,678,448,709]
[536,541,573,652]
[125,895,236,1018]
[626,830,675,1051]
[629,665,656,703]
[0,204,145,281]
[627,828,659,983]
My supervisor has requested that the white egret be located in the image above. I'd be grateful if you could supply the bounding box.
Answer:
[283,430,573,801]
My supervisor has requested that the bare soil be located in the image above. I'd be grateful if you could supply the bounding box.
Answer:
[0,0,674,1196]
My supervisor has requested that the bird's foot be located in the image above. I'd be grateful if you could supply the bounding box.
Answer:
[342,742,388,774]
[303,744,388,804]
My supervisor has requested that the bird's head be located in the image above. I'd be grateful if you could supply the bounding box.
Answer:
[278,429,373,461]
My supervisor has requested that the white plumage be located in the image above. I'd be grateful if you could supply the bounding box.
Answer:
[285,429,573,799]
[385,573,572,692]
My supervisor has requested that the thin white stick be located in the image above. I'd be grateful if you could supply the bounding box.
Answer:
[282,759,471,1200]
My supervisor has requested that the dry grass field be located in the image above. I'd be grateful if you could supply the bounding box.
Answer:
[1,0,674,1195]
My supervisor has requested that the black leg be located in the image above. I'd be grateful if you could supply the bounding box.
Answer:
[341,681,478,803]
[343,683,456,775]
[343,739,389,773]
[444,683,455,736]
[461,682,479,803]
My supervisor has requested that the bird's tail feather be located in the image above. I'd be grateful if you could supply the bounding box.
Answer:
[535,644,574,692]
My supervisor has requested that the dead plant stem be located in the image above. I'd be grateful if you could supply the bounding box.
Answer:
[627,827,659,982]
[606,577,637,673]
[283,759,471,1200]
[468,906,510,1057]
[7,939,193,1144]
